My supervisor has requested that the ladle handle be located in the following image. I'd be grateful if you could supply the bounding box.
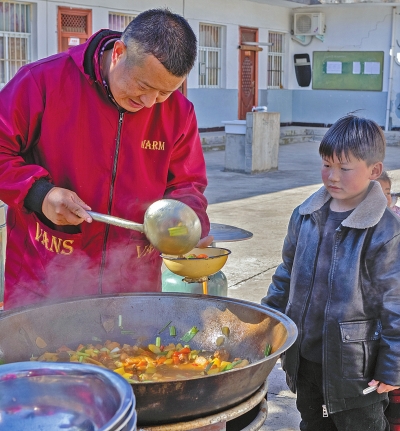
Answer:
[87,211,144,233]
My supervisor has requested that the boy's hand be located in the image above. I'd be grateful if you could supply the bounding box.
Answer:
[369,379,400,393]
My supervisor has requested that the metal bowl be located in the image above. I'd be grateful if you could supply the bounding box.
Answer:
[0,362,135,431]
[162,247,231,279]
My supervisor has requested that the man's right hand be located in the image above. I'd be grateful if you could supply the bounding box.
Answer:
[42,187,92,225]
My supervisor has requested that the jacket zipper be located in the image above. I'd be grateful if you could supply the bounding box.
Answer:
[293,212,322,387]
[98,111,124,293]
[322,226,342,416]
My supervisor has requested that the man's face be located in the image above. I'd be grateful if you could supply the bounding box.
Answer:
[107,41,185,112]
[321,151,382,209]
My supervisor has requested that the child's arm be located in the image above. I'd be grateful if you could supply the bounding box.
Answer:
[261,210,300,313]
[369,233,400,388]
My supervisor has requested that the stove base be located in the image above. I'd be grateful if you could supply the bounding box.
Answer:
[138,380,268,431]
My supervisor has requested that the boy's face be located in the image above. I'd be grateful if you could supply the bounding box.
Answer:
[377,179,392,207]
[321,152,383,210]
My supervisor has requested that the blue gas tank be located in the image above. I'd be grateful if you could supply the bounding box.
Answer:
[162,268,228,297]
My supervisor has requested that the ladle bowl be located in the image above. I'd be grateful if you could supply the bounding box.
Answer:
[88,199,201,255]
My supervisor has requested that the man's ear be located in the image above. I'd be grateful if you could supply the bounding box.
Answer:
[111,40,128,64]
[370,161,383,180]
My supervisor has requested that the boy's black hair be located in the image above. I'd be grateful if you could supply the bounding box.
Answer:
[121,8,197,77]
[319,114,386,165]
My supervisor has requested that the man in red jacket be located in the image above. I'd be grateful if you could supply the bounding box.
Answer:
[0,8,212,309]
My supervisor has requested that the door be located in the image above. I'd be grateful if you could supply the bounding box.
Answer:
[238,27,258,120]
[58,7,92,53]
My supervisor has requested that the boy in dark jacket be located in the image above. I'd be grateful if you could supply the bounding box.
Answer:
[262,115,400,431]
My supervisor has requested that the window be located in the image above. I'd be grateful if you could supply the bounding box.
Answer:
[198,24,223,88]
[0,1,31,87]
[108,13,136,32]
[267,32,284,89]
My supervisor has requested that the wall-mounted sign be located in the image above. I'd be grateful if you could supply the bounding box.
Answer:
[68,37,80,46]
[313,51,384,91]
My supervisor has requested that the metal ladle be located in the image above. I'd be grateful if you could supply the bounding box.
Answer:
[88,199,201,255]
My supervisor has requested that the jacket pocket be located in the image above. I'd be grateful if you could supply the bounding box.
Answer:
[339,319,381,379]
[23,213,84,284]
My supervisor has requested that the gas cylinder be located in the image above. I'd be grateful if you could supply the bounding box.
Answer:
[162,268,228,297]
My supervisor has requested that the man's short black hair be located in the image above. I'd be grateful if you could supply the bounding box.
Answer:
[121,8,197,77]
[319,114,386,165]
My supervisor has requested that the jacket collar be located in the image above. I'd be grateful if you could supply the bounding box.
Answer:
[299,180,387,229]
[68,29,122,83]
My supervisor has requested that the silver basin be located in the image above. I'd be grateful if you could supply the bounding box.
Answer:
[0,362,135,430]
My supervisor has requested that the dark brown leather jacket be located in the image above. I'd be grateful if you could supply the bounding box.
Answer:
[262,181,400,414]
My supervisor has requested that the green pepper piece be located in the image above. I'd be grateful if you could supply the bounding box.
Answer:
[204,361,213,373]
[180,326,199,343]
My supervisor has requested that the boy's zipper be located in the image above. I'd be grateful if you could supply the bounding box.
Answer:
[293,212,322,387]
[322,226,342,415]
[98,111,124,293]
[322,404,329,417]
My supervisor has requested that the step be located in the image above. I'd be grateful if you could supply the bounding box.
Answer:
[200,127,400,151]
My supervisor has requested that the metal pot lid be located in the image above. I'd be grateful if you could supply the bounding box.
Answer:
[209,223,253,243]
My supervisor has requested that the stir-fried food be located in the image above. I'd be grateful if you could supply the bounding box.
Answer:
[30,340,249,383]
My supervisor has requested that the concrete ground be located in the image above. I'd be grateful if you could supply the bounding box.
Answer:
[202,139,400,431]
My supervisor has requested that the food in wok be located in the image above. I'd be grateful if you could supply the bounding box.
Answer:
[30,339,252,383]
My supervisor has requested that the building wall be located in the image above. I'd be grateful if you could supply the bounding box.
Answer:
[28,1,399,129]
[188,3,397,128]
[287,4,396,128]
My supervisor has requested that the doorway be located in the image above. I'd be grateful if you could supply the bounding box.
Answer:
[238,27,258,120]
[57,7,92,53]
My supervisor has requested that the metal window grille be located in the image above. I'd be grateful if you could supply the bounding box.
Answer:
[198,24,222,88]
[0,1,31,86]
[61,13,87,33]
[108,13,136,32]
[267,32,284,89]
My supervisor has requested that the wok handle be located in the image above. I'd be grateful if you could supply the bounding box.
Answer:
[87,211,144,233]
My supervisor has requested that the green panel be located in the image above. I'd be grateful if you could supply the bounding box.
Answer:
[312,51,384,91]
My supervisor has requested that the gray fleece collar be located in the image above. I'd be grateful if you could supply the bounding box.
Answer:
[299,181,387,229]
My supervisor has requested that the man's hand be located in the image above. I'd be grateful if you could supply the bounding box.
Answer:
[42,187,92,225]
[368,379,400,394]
[196,235,214,248]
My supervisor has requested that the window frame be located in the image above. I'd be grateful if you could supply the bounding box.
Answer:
[198,23,225,89]
[0,1,32,87]
[267,31,285,90]
[108,12,136,32]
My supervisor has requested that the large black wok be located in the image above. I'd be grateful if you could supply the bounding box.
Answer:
[0,293,297,425]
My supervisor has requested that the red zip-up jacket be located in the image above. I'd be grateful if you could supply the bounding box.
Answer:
[0,30,210,309]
